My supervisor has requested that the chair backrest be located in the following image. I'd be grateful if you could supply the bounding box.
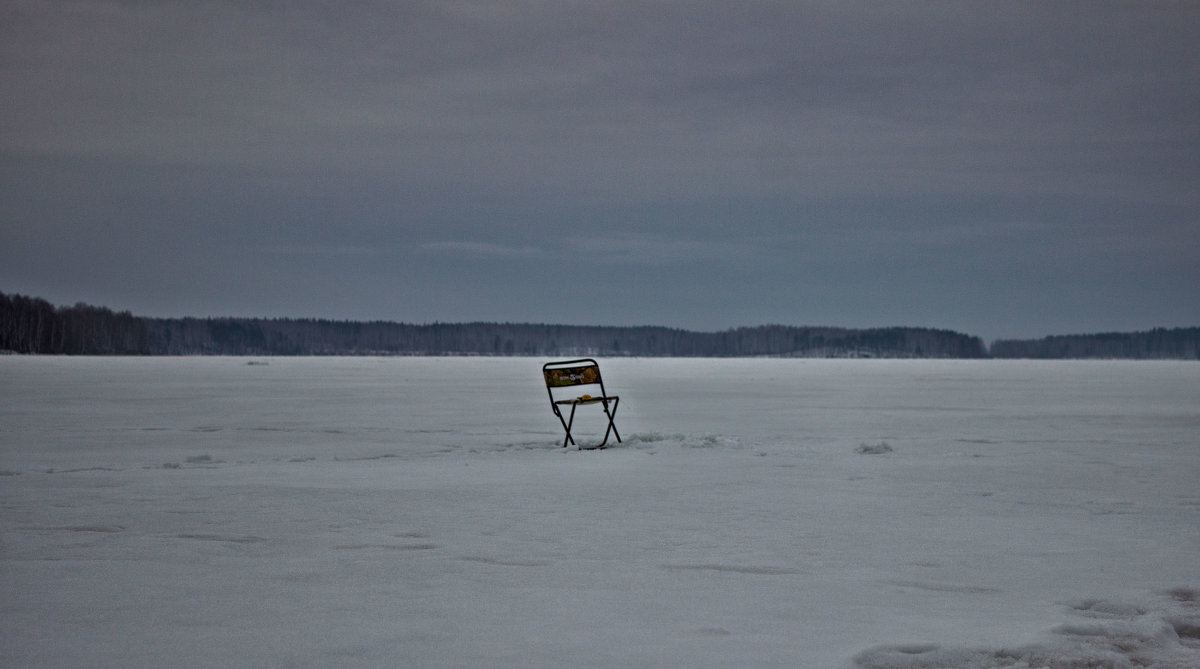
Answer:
[543,358,607,402]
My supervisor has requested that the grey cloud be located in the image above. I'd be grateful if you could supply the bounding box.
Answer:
[420,241,540,258]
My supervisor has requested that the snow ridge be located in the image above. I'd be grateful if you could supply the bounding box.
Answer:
[853,588,1200,669]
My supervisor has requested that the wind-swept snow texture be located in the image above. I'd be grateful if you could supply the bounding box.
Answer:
[2,357,1197,668]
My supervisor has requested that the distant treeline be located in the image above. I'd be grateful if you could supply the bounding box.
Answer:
[990,328,1200,359]
[1,292,150,355]
[0,292,984,357]
[2,291,1196,359]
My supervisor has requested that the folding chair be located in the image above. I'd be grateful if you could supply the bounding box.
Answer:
[543,358,621,449]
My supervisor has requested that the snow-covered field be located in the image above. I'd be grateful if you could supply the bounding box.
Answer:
[2,356,1198,668]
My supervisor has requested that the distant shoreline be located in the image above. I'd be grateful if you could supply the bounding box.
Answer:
[3,291,1197,359]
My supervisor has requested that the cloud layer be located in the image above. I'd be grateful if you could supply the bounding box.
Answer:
[2,1,1197,338]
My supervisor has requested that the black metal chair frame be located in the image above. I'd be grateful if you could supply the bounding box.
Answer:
[542,358,621,449]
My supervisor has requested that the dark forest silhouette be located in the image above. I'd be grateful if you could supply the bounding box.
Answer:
[2,291,1196,358]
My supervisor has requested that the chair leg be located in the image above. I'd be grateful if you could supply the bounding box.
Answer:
[559,404,578,447]
[555,400,620,449]
[598,398,620,447]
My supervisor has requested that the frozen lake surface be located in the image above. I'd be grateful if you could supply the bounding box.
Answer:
[2,357,1198,668]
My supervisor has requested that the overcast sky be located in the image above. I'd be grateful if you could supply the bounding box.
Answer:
[2,1,1197,341]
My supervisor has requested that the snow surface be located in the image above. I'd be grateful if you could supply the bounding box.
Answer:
[2,357,1198,668]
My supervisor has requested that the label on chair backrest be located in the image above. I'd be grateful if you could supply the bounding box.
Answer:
[545,365,600,387]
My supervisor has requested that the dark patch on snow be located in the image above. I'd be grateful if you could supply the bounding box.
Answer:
[1165,587,1199,603]
[661,564,800,576]
[459,556,550,567]
[21,525,125,533]
[1169,616,1200,643]
[334,543,439,551]
[177,533,266,544]
[884,580,1000,595]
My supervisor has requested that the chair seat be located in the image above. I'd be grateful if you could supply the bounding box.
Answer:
[555,395,617,406]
